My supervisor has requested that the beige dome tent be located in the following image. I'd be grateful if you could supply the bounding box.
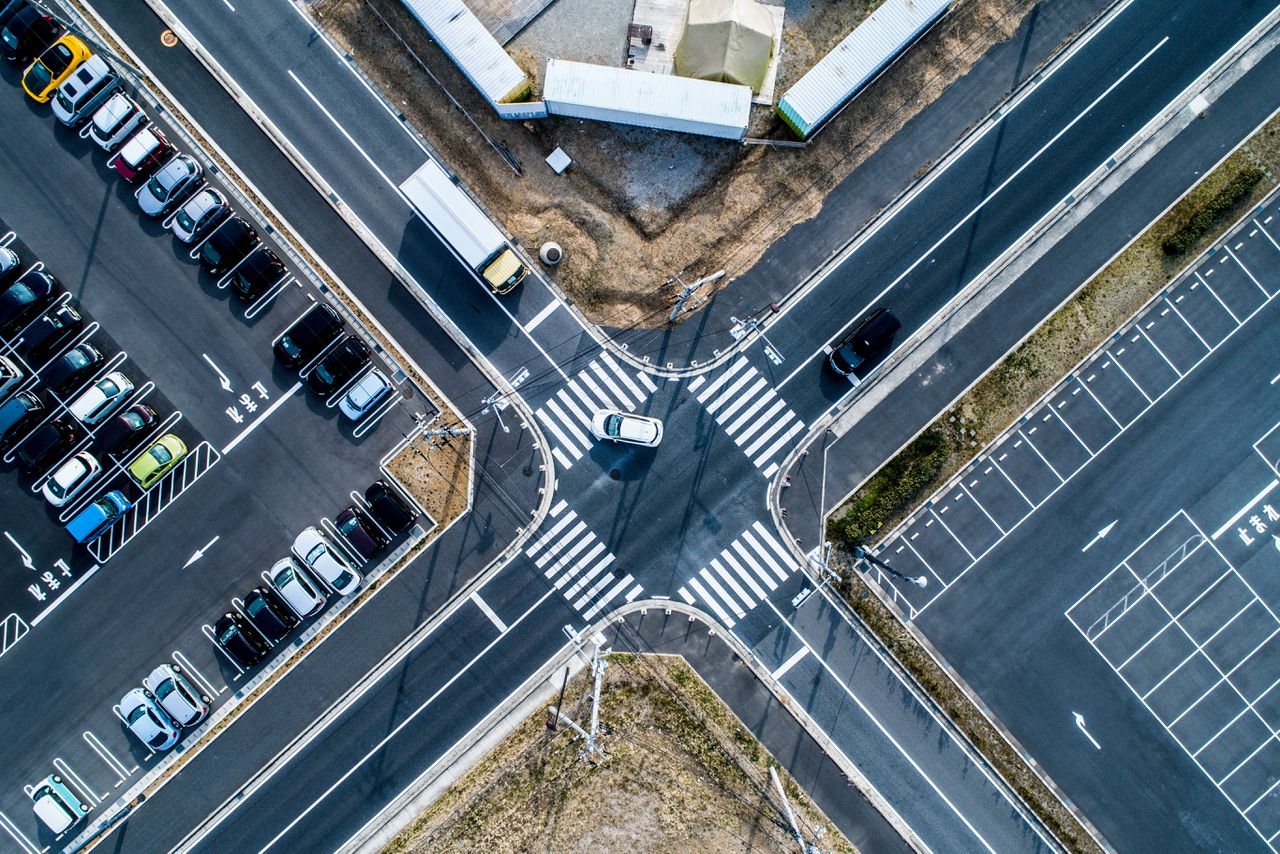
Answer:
[674,0,775,94]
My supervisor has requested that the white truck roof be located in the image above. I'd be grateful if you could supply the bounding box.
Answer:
[399,160,505,269]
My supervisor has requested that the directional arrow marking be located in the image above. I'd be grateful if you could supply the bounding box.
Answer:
[202,353,233,392]
[1073,711,1101,750]
[4,531,35,571]
[184,536,220,569]
[1082,520,1117,553]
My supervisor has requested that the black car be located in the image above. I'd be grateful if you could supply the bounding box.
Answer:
[0,269,58,334]
[273,303,343,369]
[335,507,387,560]
[0,390,43,452]
[229,246,286,303]
[365,480,417,536]
[306,336,370,399]
[16,303,80,363]
[94,403,156,456]
[0,4,62,64]
[41,342,103,394]
[243,586,298,642]
[828,308,901,377]
[14,418,80,475]
[213,612,270,669]
[198,216,257,277]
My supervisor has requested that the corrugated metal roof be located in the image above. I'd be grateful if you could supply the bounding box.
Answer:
[400,0,530,104]
[543,59,751,140]
[778,0,950,137]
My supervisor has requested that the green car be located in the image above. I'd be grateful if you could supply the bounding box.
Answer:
[128,433,188,489]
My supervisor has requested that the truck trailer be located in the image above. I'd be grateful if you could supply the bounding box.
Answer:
[399,160,526,295]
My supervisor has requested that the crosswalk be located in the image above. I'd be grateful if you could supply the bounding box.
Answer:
[677,521,795,627]
[689,357,805,477]
[526,499,644,620]
[534,352,659,471]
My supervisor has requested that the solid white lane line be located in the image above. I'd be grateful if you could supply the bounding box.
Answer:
[772,646,809,680]
[222,382,303,454]
[470,591,507,632]
[30,564,100,626]
[1211,479,1280,540]
[523,299,560,333]
[287,70,400,194]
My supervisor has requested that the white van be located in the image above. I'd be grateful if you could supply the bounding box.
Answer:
[51,54,118,126]
[31,774,88,835]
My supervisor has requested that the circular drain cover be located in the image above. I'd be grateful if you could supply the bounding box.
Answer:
[160,29,179,47]
[609,468,621,480]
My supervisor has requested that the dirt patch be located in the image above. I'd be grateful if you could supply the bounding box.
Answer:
[312,0,1046,327]
[385,426,471,528]
[382,653,857,853]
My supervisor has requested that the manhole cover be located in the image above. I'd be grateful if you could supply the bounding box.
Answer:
[160,29,179,47]
[609,468,621,480]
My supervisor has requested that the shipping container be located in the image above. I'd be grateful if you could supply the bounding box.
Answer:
[777,0,951,138]
[543,59,751,140]
[400,0,531,105]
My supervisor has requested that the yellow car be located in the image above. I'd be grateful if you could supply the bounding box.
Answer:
[22,34,92,103]
[128,434,188,490]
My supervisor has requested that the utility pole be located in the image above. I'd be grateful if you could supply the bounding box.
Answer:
[770,766,826,854]
[420,413,472,445]
[668,269,726,323]
[731,312,784,364]
[480,390,510,433]
[808,540,839,585]
[553,626,611,764]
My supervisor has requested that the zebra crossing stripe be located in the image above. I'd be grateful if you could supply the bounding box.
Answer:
[573,569,619,610]
[599,352,647,401]
[707,367,757,415]
[552,448,572,470]
[554,542,606,587]
[566,376,605,415]
[750,522,796,571]
[584,575,638,619]
[527,510,578,556]
[729,539,779,588]
[636,371,659,393]
[536,408,584,459]
[549,499,567,517]
[536,521,590,569]
[720,547,774,594]
[754,421,806,469]
[716,376,769,423]
[696,357,748,403]
[708,562,754,611]
[687,375,706,392]
[590,361,634,409]
[686,576,735,626]
[678,586,695,604]
[714,555,765,599]
[565,553,615,598]
[543,397,590,448]
[698,568,746,617]
[578,370,620,412]
[743,410,797,457]
[554,388,592,424]
[725,386,778,436]
[732,397,788,446]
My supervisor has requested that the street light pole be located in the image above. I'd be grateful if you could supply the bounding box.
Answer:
[854,546,928,588]
[480,390,510,433]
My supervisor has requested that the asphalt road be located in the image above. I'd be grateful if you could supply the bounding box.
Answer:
[884,192,1280,852]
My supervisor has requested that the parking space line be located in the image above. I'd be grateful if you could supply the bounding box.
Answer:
[1160,600,1258,719]
[351,388,403,440]
[1224,246,1271,296]
[202,623,245,678]
[902,533,946,587]
[243,275,294,320]
[1253,218,1280,255]
[83,730,133,779]
[1017,428,1064,482]
[0,811,39,854]
[1217,715,1279,783]
[990,458,1036,510]
[321,517,366,567]
[1075,374,1126,430]
[929,507,976,561]
[221,381,303,454]
[959,481,1005,535]
[1105,350,1154,404]
[1195,272,1242,324]
[1163,295,1214,351]
[1133,324,1184,377]
[174,650,222,698]
[53,756,103,805]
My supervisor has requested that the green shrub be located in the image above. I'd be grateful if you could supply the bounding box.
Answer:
[1162,167,1264,255]
[826,428,950,547]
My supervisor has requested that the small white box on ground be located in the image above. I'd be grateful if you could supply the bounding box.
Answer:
[546,147,572,174]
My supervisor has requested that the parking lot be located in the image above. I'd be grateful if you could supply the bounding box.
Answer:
[0,26,439,851]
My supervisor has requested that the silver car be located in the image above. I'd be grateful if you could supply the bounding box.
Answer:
[119,687,179,751]
[268,556,326,618]
[143,664,209,727]
[68,371,133,425]
[338,368,391,421]
[170,188,228,244]
[136,154,202,217]
[292,527,361,597]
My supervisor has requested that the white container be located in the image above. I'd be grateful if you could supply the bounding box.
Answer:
[399,0,530,104]
[777,0,951,138]
[543,59,751,141]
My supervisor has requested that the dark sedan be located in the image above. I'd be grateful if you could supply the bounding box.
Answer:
[305,336,370,399]
[243,586,299,643]
[0,268,58,333]
[365,480,417,536]
[336,506,388,560]
[16,302,79,363]
[229,246,285,303]
[15,418,80,475]
[41,342,103,394]
[94,403,156,456]
[273,303,343,369]
[213,612,270,669]
[198,216,257,277]
[0,4,61,64]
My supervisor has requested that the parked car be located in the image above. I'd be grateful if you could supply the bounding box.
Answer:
[243,586,299,642]
[0,352,21,402]
[827,308,900,377]
[0,4,61,65]
[305,336,370,400]
[143,664,208,727]
[335,506,387,560]
[50,53,117,126]
[0,244,18,281]
[94,403,155,456]
[22,34,91,103]
[272,303,342,370]
[229,245,285,302]
[590,409,663,447]
[292,526,360,596]
[112,125,171,182]
[365,480,416,536]
[41,342,103,394]
[337,368,391,422]
[15,418,80,475]
[213,611,269,669]
[68,371,133,425]
[64,489,130,544]
[169,187,228,243]
[127,433,186,489]
[135,153,202,217]
[0,268,58,333]
[15,302,80,363]
[42,451,100,507]
[119,687,180,751]
[267,556,325,619]
[29,774,88,836]
[87,92,145,151]
[0,390,43,452]
[197,215,257,276]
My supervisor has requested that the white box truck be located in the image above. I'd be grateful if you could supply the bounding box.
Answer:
[400,160,527,295]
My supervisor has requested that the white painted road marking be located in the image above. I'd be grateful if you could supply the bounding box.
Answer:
[4,531,34,570]
[1082,520,1118,552]
[184,536,221,569]
[1073,712,1101,749]
[202,353,234,392]
[772,646,809,680]
[1212,479,1279,540]
[523,299,560,333]
[470,591,507,632]
[222,382,303,454]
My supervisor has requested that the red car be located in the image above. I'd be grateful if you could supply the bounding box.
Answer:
[112,126,171,182]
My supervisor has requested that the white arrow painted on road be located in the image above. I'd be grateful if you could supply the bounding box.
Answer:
[183,536,220,569]
[202,353,233,392]
[1073,712,1101,750]
[1082,520,1117,553]
[5,531,35,571]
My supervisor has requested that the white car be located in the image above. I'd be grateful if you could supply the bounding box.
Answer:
[292,527,361,597]
[268,556,326,618]
[119,687,180,751]
[30,775,88,835]
[143,664,209,727]
[338,368,391,421]
[0,244,18,277]
[42,452,101,507]
[170,188,227,243]
[590,409,663,447]
[68,371,133,425]
[136,154,202,217]
[88,92,145,151]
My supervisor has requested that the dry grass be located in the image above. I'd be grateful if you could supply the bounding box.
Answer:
[385,427,471,528]
[311,0,1046,326]
[383,654,856,854]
